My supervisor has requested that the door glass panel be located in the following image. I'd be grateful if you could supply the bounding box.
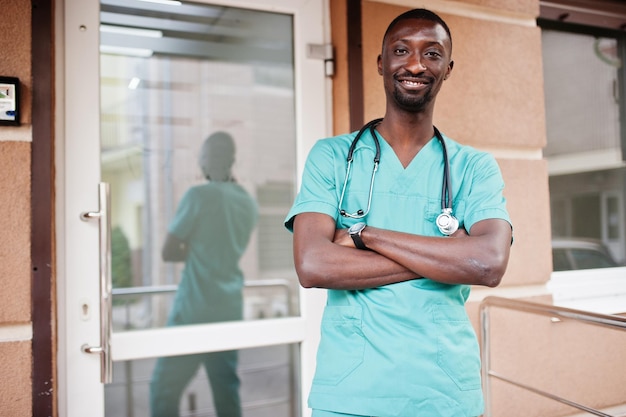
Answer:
[100,1,299,331]
[105,343,300,417]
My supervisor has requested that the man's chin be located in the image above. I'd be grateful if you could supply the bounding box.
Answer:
[396,99,430,113]
[393,91,432,112]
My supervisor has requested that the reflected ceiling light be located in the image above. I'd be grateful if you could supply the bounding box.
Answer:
[136,0,182,6]
[100,45,154,57]
[128,77,141,90]
[100,24,163,38]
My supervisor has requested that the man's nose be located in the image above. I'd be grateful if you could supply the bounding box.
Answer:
[405,54,427,73]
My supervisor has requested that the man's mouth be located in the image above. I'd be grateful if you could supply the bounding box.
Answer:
[397,78,431,92]
[401,79,426,87]
[395,74,432,89]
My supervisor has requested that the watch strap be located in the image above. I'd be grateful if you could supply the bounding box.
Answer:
[351,233,367,250]
[349,223,367,250]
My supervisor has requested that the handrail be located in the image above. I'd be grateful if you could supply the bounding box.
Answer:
[480,296,626,417]
[113,278,293,315]
[112,278,292,296]
[112,278,294,319]
[110,279,295,417]
[112,284,178,296]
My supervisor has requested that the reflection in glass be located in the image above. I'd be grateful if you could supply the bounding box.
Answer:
[160,132,258,325]
[100,2,299,331]
[145,133,257,416]
[105,344,299,417]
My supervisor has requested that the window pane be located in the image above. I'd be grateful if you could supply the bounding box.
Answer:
[607,196,620,239]
[571,194,601,239]
[100,3,300,330]
[552,249,571,271]
[570,248,617,269]
[543,31,620,157]
[542,28,626,265]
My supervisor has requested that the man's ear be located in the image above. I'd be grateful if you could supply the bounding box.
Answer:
[444,60,454,80]
[377,54,383,75]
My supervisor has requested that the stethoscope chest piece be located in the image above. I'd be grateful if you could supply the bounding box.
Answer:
[436,208,459,236]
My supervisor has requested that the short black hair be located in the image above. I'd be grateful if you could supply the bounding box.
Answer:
[382,8,452,50]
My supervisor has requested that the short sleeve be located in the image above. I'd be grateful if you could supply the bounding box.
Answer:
[284,139,342,231]
[463,153,511,232]
[168,188,199,241]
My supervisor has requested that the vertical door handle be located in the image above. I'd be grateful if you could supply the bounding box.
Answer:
[80,182,113,384]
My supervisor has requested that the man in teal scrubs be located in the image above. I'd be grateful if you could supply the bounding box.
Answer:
[151,132,258,417]
[285,9,512,417]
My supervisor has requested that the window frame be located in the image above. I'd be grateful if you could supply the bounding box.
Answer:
[539,13,626,315]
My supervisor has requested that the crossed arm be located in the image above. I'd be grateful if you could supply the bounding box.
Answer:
[292,212,512,290]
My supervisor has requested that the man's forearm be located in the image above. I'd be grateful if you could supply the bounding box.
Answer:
[359,220,511,287]
[295,239,419,290]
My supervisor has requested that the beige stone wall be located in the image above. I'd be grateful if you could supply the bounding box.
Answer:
[0,0,33,416]
[486,303,626,416]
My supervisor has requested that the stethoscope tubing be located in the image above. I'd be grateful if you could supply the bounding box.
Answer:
[435,125,453,211]
[339,118,382,219]
[338,119,458,234]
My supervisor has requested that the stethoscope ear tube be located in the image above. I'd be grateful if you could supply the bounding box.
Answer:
[340,119,383,219]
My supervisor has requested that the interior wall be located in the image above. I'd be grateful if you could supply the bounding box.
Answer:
[0,0,34,416]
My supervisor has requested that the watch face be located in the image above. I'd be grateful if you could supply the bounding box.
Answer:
[349,222,366,234]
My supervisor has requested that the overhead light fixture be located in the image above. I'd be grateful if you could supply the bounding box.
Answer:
[136,0,182,6]
[128,77,141,89]
[100,24,163,38]
[100,45,154,58]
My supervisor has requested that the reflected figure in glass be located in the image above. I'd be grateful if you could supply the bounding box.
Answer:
[150,132,259,417]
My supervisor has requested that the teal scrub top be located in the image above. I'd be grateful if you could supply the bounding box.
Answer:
[168,181,258,324]
[285,128,511,417]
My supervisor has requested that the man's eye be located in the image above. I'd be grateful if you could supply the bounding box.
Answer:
[426,51,442,58]
[394,48,408,55]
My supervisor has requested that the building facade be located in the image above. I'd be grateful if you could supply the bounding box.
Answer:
[1,0,625,416]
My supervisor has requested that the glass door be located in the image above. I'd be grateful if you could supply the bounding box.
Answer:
[59,1,329,416]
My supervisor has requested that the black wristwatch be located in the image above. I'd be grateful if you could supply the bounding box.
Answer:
[348,222,367,250]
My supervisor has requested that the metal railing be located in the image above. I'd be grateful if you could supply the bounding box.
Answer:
[113,279,292,301]
[480,296,626,417]
[112,278,294,328]
[109,279,296,417]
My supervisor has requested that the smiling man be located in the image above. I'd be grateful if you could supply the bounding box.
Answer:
[285,9,512,417]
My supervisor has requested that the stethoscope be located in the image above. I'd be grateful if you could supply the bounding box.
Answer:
[338,118,459,236]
